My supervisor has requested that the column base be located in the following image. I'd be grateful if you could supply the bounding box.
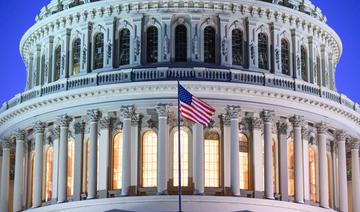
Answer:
[98,190,108,198]
[157,190,168,195]
[265,196,275,200]
[254,191,264,198]
[194,191,205,195]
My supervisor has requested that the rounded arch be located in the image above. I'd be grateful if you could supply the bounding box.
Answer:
[231,28,244,66]
[174,24,189,62]
[171,17,192,63]
[92,32,105,70]
[118,28,131,66]
[146,26,159,64]
[71,37,81,76]
[204,129,221,188]
[141,130,158,187]
[111,131,123,190]
[203,26,216,64]
[239,132,249,190]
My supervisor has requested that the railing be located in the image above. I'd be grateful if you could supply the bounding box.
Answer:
[0,67,358,116]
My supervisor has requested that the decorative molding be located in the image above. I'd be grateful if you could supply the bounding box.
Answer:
[250,117,263,130]
[73,120,86,134]
[156,104,170,118]
[289,115,304,128]
[260,110,274,123]
[350,139,360,150]
[99,117,111,129]
[58,114,73,128]
[277,121,288,135]
[336,130,347,142]
[87,109,102,122]
[15,129,26,141]
[316,122,328,134]
[1,139,11,149]
[33,121,46,134]
[226,105,241,120]
[120,105,135,119]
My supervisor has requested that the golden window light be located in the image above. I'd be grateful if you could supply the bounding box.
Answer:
[239,133,249,190]
[287,138,295,197]
[67,139,74,196]
[142,131,158,187]
[45,147,53,201]
[309,146,317,202]
[112,132,123,190]
[204,131,220,188]
[173,129,189,187]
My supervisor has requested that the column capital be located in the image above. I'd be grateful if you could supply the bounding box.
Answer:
[33,121,46,134]
[289,115,304,128]
[226,105,241,119]
[52,125,61,138]
[223,114,231,126]
[87,109,102,122]
[58,114,73,128]
[251,117,263,130]
[316,122,328,134]
[2,140,11,149]
[73,120,86,134]
[120,105,135,119]
[131,113,140,126]
[277,121,288,135]
[15,129,25,141]
[99,117,111,129]
[155,104,169,118]
[336,130,347,142]
[260,110,274,123]
[301,126,311,140]
[350,139,360,150]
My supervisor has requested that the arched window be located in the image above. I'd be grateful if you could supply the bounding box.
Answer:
[54,46,61,81]
[258,33,269,70]
[173,129,189,187]
[119,29,130,65]
[239,133,249,190]
[204,131,220,187]
[309,146,317,202]
[72,38,81,76]
[112,132,123,190]
[232,29,243,66]
[45,147,53,202]
[316,56,321,86]
[281,39,290,75]
[93,33,104,70]
[41,54,46,85]
[175,25,188,62]
[287,138,294,196]
[146,26,158,64]
[301,46,308,81]
[142,131,158,187]
[67,139,74,196]
[204,26,216,64]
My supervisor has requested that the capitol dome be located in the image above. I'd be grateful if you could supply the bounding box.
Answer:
[0,0,359,211]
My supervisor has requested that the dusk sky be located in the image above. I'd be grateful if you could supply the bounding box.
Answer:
[0,0,359,106]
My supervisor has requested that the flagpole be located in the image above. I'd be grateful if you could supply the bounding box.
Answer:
[177,81,182,212]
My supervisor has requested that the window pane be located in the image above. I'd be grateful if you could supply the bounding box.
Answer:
[309,147,317,202]
[205,131,220,187]
[281,39,290,75]
[45,148,53,201]
[287,139,294,196]
[147,27,158,64]
[175,25,187,62]
[94,33,104,70]
[142,131,158,187]
[173,130,189,187]
[301,46,308,81]
[41,55,46,85]
[258,33,269,70]
[67,139,74,196]
[119,29,130,65]
[204,26,216,64]
[54,46,61,81]
[232,29,243,66]
[112,133,123,190]
[239,133,249,190]
[72,38,81,76]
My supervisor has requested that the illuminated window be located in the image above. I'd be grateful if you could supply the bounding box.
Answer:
[146,26,158,64]
[272,139,277,191]
[301,46,308,82]
[83,139,99,193]
[29,152,35,207]
[173,129,189,187]
[112,132,123,190]
[316,56,321,86]
[281,39,290,75]
[67,139,74,196]
[142,131,158,187]
[93,33,104,70]
[175,25,187,62]
[72,38,81,76]
[232,29,243,66]
[205,131,220,187]
[54,45,61,81]
[239,133,249,190]
[287,138,294,196]
[327,155,332,208]
[309,147,317,202]
[258,33,269,70]
[204,26,216,64]
[45,147,53,201]
[119,29,130,65]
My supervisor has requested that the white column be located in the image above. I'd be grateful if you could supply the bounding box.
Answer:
[277,120,288,201]
[336,131,348,212]
[13,130,25,212]
[73,120,85,201]
[251,117,264,197]
[227,106,241,196]
[261,110,274,199]
[302,127,310,203]
[0,140,11,212]
[223,115,231,193]
[87,110,102,199]
[121,106,134,196]
[58,115,72,203]
[33,121,45,207]
[51,126,60,203]
[156,104,169,194]
[351,139,360,212]
[317,122,329,208]
[290,116,304,203]
[98,117,110,198]
[131,114,140,191]
[193,123,204,194]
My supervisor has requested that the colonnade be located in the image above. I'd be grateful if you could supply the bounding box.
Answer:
[0,106,359,212]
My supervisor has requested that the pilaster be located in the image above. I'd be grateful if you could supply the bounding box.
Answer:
[73,119,85,201]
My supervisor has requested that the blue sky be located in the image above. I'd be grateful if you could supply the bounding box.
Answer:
[0,0,359,105]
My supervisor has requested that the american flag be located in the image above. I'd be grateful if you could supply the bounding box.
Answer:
[178,84,216,126]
